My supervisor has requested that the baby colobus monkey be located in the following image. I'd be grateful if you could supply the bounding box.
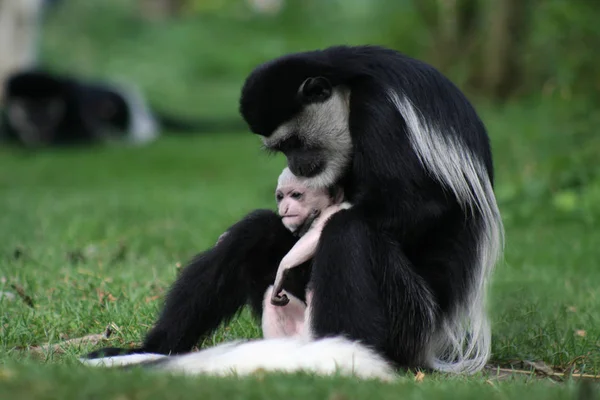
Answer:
[271,167,351,306]
[214,166,351,338]
[234,166,351,340]
[216,166,351,307]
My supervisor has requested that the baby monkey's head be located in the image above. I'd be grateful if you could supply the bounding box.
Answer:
[275,167,343,233]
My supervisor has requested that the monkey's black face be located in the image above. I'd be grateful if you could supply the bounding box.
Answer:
[240,53,354,189]
[287,148,326,178]
[267,132,326,178]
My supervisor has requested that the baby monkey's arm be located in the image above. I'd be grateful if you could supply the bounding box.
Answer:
[270,202,352,306]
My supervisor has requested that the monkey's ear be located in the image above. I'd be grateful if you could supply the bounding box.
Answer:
[298,77,332,104]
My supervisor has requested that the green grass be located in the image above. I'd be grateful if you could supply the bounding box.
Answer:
[0,134,281,353]
[0,364,591,400]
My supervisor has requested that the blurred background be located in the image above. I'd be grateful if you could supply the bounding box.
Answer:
[1,0,599,227]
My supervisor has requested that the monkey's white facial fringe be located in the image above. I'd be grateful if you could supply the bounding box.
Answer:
[388,91,505,375]
[265,88,353,190]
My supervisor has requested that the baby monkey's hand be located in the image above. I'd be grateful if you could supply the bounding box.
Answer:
[294,209,321,238]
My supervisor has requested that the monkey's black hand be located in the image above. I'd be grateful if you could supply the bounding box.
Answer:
[271,292,290,306]
[271,267,291,307]
[294,209,321,238]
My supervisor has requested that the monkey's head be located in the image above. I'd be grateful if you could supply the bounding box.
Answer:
[275,167,336,233]
[4,71,68,146]
[240,51,356,190]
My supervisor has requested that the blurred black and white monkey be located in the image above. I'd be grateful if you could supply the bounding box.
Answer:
[1,70,159,147]
[82,45,504,379]
[0,70,246,147]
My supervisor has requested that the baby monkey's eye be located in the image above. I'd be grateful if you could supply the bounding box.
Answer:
[276,192,283,202]
[291,192,303,200]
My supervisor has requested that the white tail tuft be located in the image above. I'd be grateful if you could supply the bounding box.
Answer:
[388,90,504,374]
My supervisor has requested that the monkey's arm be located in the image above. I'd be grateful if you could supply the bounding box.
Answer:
[271,202,353,306]
[271,228,320,305]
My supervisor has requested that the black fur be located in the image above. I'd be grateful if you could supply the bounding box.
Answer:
[85,45,498,372]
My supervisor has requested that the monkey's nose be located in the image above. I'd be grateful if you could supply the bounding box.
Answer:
[278,204,286,216]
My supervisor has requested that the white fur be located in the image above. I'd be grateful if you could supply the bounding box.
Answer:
[276,167,298,189]
[388,90,504,374]
[112,82,160,144]
[81,353,167,367]
[262,87,353,190]
[81,337,396,382]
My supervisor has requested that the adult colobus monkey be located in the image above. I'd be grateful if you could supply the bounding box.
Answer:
[83,45,504,378]
[0,70,246,147]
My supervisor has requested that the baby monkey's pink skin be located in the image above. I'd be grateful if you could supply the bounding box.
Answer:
[271,201,351,306]
[271,167,352,306]
[262,286,315,339]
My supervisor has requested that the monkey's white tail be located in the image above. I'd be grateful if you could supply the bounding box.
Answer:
[80,337,396,381]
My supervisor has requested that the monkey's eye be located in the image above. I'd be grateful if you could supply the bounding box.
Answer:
[276,193,283,202]
[299,76,332,104]
[291,192,303,200]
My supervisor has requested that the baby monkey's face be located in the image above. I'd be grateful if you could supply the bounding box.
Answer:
[276,183,332,232]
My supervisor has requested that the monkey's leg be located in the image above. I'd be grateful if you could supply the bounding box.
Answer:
[309,209,438,368]
[85,209,298,359]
